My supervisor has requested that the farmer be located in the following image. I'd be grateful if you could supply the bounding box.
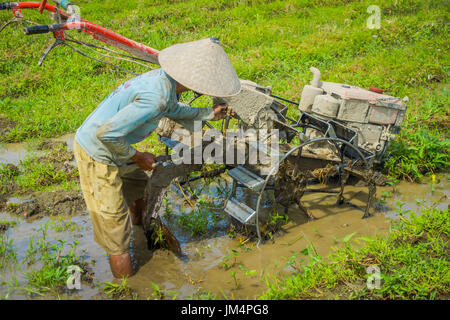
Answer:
[73,38,241,278]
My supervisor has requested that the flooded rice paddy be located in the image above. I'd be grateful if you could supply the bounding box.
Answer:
[0,136,448,299]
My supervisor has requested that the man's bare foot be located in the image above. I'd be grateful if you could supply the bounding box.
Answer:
[109,252,133,279]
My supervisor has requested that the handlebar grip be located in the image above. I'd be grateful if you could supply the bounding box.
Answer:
[24,24,66,35]
[24,25,50,35]
[0,2,14,10]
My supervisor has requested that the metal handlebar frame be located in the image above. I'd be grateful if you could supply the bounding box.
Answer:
[1,2,160,65]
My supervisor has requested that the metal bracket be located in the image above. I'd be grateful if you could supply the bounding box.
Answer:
[38,37,65,66]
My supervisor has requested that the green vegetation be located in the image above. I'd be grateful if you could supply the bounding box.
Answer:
[0,221,88,297]
[0,142,78,196]
[176,196,221,236]
[0,0,448,180]
[0,234,17,269]
[151,282,178,300]
[49,216,81,233]
[260,206,450,300]
[0,0,448,301]
[24,222,84,296]
[102,276,137,300]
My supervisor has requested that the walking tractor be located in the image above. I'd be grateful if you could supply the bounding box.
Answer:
[1,1,408,249]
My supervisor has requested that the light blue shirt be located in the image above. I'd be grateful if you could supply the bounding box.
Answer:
[75,69,214,166]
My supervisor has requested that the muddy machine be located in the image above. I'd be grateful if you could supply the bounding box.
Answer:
[205,67,407,242]
[0,1,408,246]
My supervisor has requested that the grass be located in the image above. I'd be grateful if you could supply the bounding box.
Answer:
[0,234,17,270]
[102,276,137,300]
[175,196,221,236]
[24,222,85,296]
[0,0,448,181]
[0,142,79,195]
[0,220,87,296]
[260,206,450,300]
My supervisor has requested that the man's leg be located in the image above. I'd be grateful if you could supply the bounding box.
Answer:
[109,252,133,279]
[74,141,134,279]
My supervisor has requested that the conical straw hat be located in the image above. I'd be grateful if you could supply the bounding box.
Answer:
[158,38,241,97]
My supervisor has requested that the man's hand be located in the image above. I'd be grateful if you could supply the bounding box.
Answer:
[130,151,157,171]
[212,104,235,121]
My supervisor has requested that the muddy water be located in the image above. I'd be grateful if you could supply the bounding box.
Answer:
[0,133,75,164]
[0,136,448,299]
[127,179,449,299]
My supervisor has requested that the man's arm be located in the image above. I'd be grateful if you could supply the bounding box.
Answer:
[165,102,215,121]
[166,102,232,122]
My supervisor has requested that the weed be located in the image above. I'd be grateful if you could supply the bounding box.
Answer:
[50,216,80,233]
[230,270,240,289]
[25,234,38,265]
[384,127,449,182]
[0,234,17,269]
[22,222,85,295]
[239,264,257,276]
[151,282,178,300]
[0,220,17,233]
[218,249,240,270]
[162,196,174,218]
[176,197,220,236]
[284,252,305,273]
[102,276,137,300]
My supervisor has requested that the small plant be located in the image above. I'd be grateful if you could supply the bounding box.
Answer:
[238,264,257,276]
[284,252,305,273]
[25,238,82,294]
[50,216,80,232]
[0,235,17,269]
[163,196,174,218]
[0,164,20,194]
[23,222,85,296]
[25,234,38,265]
[380,190,393,203]
[176,197,220,236]
[230,270,240,289]
[218,249,240,270]
[394,200,411,217]
[151,282,178,300]
[102,276,136,299]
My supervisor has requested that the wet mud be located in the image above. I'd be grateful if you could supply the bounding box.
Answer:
[0,136,448,299]
[0,117,17,142]
[5,190,86,219]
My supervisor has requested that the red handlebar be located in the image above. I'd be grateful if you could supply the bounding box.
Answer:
[38,0,47,14]
[24,20,160,64]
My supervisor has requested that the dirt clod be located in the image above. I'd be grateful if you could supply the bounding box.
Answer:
[0,117,17,142]
[0,223,9,233]
[7,190,86,218]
